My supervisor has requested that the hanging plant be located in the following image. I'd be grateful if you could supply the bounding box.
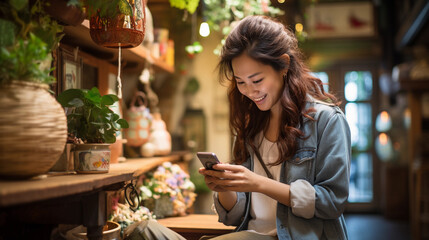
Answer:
[203,0,284,55]
[169,0,200,15]
[185,41,203,59]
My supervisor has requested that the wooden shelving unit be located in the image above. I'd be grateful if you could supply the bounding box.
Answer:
[63,20,174,73]
[0,152,191,207]
[401,80,429,239]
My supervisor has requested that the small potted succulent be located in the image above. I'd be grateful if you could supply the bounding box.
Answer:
[57,87,129,173]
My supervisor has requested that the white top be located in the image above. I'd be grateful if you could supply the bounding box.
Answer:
[247,136,281,236]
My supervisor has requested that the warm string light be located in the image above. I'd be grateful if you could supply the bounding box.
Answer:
[295,23,303,32]
[380,111,390,123]
[375,110,392,132]
[199,21,210,37]
[199,0,210,37]
[379,133,388,145]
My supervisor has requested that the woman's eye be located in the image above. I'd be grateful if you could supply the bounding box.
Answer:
[253,78,263,84]
[237,81,244,85]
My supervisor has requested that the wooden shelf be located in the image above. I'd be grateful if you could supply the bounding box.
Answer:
[0,151,191,207]
[399,78,429,92]
[62,20,174,73]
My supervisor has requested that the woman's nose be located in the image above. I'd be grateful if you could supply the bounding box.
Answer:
[245,85,259,97]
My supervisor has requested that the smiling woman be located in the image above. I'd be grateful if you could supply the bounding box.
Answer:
[198,15,352,240]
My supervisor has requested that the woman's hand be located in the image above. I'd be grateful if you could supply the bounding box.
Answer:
[198,164,264,193]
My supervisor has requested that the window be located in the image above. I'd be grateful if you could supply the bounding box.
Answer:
[344,71,373,203]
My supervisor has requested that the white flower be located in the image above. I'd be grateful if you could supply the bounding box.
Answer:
[170,164,181,173]
[181,180,195,190]
[162,162,172,168]
[139,186,153,199]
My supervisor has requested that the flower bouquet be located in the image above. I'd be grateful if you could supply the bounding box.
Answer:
[139,162,197,218]
[109,202,154,234]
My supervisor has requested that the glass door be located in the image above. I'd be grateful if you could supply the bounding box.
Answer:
[312,66,378,211]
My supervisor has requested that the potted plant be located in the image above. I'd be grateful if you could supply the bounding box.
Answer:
[0,0,68,179]
[57,87,129,173]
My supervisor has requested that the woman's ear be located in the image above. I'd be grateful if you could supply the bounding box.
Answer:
[281,54,290,76]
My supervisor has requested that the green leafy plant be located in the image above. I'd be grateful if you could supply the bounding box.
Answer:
[57,87,129,144]
[83,0,141,19]
[203,0,284,55]
[169,0,200,14]
[0,0,64,85]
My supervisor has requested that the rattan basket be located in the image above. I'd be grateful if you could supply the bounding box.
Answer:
[0,81,67,179]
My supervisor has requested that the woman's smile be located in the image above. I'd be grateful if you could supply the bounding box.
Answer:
[254,94,267,103]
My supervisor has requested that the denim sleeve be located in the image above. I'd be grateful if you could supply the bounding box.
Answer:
[314,111,351,219]
[213,191,247,226]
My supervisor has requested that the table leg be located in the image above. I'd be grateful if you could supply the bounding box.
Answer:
[86,225,104,240]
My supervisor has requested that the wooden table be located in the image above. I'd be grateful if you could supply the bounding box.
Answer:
[0,152,192,240]
[157,214,235,240]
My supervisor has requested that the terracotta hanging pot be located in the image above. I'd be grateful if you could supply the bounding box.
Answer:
[89,0,146,48]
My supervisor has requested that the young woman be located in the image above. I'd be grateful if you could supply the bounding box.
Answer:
[199,15,351,240]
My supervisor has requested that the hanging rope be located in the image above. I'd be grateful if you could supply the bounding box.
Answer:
[117,43,123,99]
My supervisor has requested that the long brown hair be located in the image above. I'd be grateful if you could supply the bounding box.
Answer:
[218,15,339,165]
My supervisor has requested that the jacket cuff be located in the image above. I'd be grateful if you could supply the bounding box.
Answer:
[213,191,246,226]
[290,179,315,219]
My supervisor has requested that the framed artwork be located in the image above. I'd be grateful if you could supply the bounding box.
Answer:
[56,46,83,92]
[306,2,375,39]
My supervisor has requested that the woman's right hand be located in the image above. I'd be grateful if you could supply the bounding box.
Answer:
[199,166,238,211]
[198,167,230,192]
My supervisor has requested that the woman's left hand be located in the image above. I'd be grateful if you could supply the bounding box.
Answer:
[199,164,265,192]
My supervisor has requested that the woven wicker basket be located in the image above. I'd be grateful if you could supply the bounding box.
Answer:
[0,81,67,179]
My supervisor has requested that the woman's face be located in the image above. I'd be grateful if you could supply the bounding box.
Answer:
[232,53,284,112]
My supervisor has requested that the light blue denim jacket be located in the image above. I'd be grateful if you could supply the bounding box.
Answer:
[213,99,351,239]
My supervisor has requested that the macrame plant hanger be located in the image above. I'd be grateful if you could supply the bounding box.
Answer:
[117,43,122,99]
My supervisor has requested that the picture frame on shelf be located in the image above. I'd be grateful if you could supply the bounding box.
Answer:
[306,2,375,39]
[57,46,83,93]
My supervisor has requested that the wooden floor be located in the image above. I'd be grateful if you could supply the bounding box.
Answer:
[345,214,411,240]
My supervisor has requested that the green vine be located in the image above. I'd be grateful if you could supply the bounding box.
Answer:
[169,0,200,14]
[203,0,284,55]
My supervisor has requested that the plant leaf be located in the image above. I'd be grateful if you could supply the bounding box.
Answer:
[117,119,129,128]
[118,0,133,16]
[101,95,116,106]
[57,89,85,107]
[0,19,16,47]
[86,87,102,105]
[68,98,84,108]
[9,0,28,11]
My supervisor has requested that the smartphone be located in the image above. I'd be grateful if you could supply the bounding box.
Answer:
[197,152,224,172]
